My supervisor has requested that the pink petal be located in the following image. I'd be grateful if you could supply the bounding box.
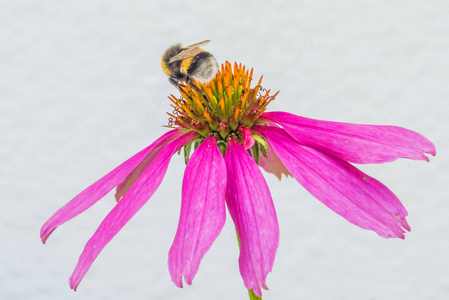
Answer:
[225,136,279,297]
[40,129,185,243]
[261,111,436,164]
[115,132,181,201]
[258,139,291,180]
[168,135,227,288]
[240,126,255,150]
[255,125,410,239]
[69,131,198,291]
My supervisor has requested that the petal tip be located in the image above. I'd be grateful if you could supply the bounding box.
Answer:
[40,226,56,244]
[185,276,193,286]
[173,278,183,288]
[400,217,411,232]
[69,277,79,292]
[40,232,47,244]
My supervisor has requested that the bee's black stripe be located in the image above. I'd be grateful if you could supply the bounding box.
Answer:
[187,52,212,75]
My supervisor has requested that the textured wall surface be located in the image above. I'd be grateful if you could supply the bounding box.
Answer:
[1,1,448,299]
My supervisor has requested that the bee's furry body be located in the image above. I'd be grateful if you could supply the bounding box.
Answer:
[161,40,218,88]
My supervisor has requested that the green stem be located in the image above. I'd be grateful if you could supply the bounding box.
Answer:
[235,229,263,300]
[248,289,262,300]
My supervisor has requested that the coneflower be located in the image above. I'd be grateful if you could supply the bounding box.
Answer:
[41,62,435,299]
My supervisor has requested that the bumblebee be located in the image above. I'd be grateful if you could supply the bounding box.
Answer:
[161,40,219,90]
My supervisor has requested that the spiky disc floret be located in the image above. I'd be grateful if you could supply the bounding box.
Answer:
[167,62,278,138]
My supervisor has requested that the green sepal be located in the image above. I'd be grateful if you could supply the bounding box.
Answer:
[253,135,268,158]
[259,144,267,158]
[217,140,227,157]
[253,134,267,150]
[183,142,193,165]
[194,139,202,150]
[252,142,260,164]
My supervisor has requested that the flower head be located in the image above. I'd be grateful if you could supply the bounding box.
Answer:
[41,62,435,297]
[166,62,277,144]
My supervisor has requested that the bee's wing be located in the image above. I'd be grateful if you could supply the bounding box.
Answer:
[184,40,210,49]
[168,40,211,63]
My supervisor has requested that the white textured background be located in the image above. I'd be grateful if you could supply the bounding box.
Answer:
[1,1,448,299]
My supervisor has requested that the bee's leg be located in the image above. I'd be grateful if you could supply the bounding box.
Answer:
[169,75,186,90]
[186,77,205,96]
[168,77,180,88]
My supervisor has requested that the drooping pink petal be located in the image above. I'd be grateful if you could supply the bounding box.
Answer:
[168,135,227,288]
[225,136,279,297]
[261,111,436,164]
[240,126,255,150]
[258,139,291,180]
[255,125,410,239]
[40,129,185,244]
[69,131,198,291]
[115,131,184,201]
